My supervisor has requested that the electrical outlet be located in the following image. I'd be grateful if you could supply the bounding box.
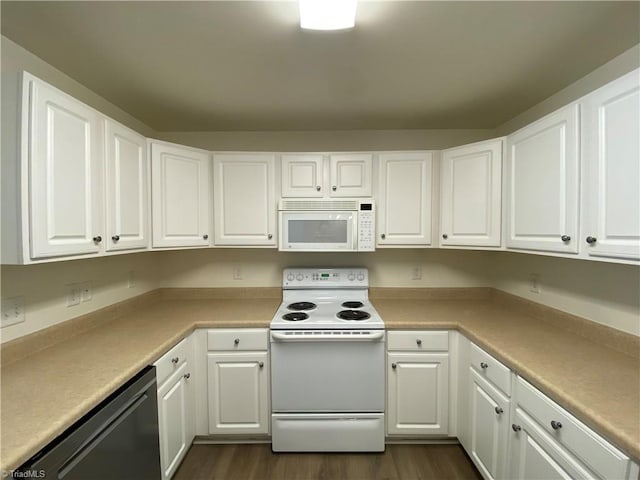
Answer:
[67,285,81,307]
[2,296,25,327]
[529,273,541,294]
[233,265,243,280]
[412,266,422,280]
[80,281,92,302]
[127,271,135,288]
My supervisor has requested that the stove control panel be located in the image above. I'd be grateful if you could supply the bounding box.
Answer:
[283,268,368,288]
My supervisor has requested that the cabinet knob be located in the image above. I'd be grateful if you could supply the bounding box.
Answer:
[480,362,488,369]
[561,235,571,242]
[381,233,386,240]
[171,357,179,364]
[550,420,563,430]
[512,424,522,432]
[416,339,422,346]
[93,236,102,243]
[586,236,597,245]
[495,406,504,415]
[442,234,448,240]
[203,234,209,240]
[316,185,321,191]
[391,363,397,369]
[268,233,273,239]
[332,186,337,191]
[183,373,191,379]
[234,338,240,345]
[258,361,264,368]
[112,235,120,242]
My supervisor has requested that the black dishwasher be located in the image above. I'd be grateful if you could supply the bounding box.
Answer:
[17,366,161,480]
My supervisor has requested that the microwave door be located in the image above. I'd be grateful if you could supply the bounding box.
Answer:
[281,212,356,251]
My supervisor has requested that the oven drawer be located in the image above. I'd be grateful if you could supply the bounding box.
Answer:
[272,413,385,452]
[387,330,449,351]
[207,328,268,351]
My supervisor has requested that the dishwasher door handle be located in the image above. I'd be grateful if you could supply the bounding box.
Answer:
[271,331,385,342]
[58,392,148,479]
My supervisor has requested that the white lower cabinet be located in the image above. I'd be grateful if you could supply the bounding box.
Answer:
[206,329,270,435]
[469,367,510,480]
[509,376,632,480]
[154,337,195,480]
[386,331,449,436]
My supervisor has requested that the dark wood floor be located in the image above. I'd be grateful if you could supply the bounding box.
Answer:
[174,443,482,480]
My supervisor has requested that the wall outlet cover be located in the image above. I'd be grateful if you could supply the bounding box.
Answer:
[2,296,26,327]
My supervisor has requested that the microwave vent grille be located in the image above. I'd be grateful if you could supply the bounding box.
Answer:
[280,200,359,211]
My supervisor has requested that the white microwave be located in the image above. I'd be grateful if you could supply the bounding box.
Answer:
[278,199,375,252]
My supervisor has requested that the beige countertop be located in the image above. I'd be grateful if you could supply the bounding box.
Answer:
[1,289,639,471]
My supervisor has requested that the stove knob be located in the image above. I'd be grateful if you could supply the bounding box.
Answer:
[296,273,304,281]
[357,272,365,281]
[286,273,294,281]
[348,273,356,281]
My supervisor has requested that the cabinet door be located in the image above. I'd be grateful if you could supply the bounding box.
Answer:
[469,368,510,480]
[104,120,148,252]
[157,362,195,480]
[207,352,269,434]
[508,409,596,480]
[281,154,324,197]
[151,142,211,248]
[27,75,103,259]
[441,140,502,247]
[329,154,372,197]
[387,352,448,435]
[582,69,640,260]
[213,154,276,245]
[378,152,433,246]
[506,104,580,253]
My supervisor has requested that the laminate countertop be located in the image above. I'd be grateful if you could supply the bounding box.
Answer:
[1,289,638,471]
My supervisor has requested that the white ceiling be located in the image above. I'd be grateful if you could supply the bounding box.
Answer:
[2,1,639,131]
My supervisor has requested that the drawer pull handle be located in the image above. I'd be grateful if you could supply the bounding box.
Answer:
[259,361,264,368]
[171,357,179,364]
[93,235,102,243]
[234,338,240,345]
[561,235,571,242]
[316,185,321,191]
[183,373,191,379]
[480,362,488,369]
[512,424,522,432]
[550,420,563,430]
[391,363,397,369]
[586,236,597,245]
[416,339,422,346]
[495,406,504,415]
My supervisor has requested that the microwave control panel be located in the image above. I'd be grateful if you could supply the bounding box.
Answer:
[358,202,375,251]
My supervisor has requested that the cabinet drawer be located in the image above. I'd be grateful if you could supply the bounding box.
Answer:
[387,330,449,351]
[155,337,190,386]
[470,343,512,396]
[516,377,629,480]
[207,328,268,351]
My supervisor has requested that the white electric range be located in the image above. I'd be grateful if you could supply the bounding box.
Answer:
[270,268,385,452]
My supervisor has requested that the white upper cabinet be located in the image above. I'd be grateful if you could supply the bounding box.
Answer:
[151,141,211,248]
[27,73,104,260]
[281,154,324,197]
[104,120,148,252]
[329,154,372,197]
[213,153,277,246]
[377,152,433,246]
[506,104,580,254]
[440,139,503,247]
[582,69,640,261]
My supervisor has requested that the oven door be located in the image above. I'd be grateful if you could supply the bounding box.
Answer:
[270,330,385,412]
[279,211,357,251]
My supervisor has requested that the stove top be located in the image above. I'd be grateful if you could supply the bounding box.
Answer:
[270,268,384,330]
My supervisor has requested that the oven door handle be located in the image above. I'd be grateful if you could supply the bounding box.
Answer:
[271,331,385,342]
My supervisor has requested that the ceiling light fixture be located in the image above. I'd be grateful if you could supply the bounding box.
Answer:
[299,0,358,31]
